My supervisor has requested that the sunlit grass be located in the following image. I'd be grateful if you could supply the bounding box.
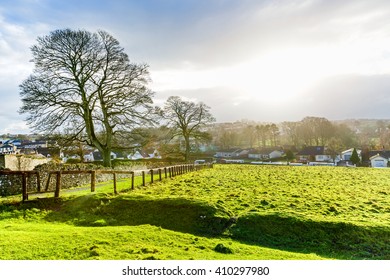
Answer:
[1,164,389,260]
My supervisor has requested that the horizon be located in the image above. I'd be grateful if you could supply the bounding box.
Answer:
[1,0,390,134]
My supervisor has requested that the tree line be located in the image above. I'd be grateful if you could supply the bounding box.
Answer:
[210,117,390,154]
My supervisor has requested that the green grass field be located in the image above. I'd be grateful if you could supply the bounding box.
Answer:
[0,164,389,260]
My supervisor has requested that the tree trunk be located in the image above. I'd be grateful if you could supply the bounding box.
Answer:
[184,135,191,162]
[102,148,112,168]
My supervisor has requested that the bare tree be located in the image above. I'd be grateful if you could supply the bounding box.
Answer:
[19,29,155,167]
[162,96,215,161]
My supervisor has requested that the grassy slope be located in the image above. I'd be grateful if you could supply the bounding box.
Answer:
[1,164,389,260]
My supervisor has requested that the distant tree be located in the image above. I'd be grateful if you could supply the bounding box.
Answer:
[162,96,215,161]
[299,116,335,146]
[19,29,156,167]
[256,124,271,147]
[350,148,360,166]
[281,121,300,147]
[326,137,342,163]
[243,125,256,148]
[215,130,240,149]
[285,150,295,162]
[269,123,280,146]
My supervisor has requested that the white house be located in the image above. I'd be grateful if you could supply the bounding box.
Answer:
[248,148,284,160]
[296,146,332,163]
[0,144,18,155]
[128,150,150,160]
[214,149,239,158]
[341,148,362,161]
[370,154,388,168]
[127,149,161,160]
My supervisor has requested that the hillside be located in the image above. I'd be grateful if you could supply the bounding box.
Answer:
[0,164,389,260]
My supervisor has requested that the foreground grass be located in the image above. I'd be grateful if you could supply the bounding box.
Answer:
[1,164,389,260]
[0,194,322,260]
[0,221,321,260]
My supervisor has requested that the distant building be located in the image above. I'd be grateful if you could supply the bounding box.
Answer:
[248,148,284,160]
[369,154,388,168]
[296,146,332,163]
[0,144,18,155]
[341,148,362,161]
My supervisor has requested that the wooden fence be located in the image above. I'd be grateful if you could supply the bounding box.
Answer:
[0,170,41,201]
[0,163,212,201]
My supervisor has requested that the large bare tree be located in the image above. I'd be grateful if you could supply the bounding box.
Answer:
[19,29,155,167]
[163,96,215,161]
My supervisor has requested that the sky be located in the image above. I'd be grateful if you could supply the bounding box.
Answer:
[1,0,390,134]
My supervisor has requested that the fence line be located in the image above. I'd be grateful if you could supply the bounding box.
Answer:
[0,170,41,201]
[0,163,213,201]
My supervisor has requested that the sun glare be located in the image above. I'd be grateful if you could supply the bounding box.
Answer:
[228,48,338,103]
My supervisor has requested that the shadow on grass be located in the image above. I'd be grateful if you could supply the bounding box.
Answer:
[40,195,234,237]
[229,214,390,260]
[3,195,389,259]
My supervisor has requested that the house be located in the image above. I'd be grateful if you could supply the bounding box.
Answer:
[248,148,284,160]
[128,150,150,160]
[83,152,95,162]
[341,148,362,161]
[368,150,390,167]
[91,151,118,161]
[145,148,162,159]
[3,139,22,147]
[0,144,18,155]
[20,140,48,149]
[368,150,390,160]
[127,148,161,160]
[296,146,332,163]
[214,149,239,158]
[214,149,250,158]
[370,154,388,168]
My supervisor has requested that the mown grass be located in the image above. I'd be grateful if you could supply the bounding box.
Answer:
[1,164,389,260]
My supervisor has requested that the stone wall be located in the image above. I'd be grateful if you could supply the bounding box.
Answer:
[0,154,49,171]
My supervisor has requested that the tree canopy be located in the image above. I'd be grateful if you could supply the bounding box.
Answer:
[19,29,155,167]
[162,96,215,161]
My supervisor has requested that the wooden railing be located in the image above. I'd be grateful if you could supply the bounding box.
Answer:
[0,163,213,201]
[0,170,41,201]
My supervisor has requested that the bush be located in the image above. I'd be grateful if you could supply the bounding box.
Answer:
[66,158,82,164]
[214,244,233,254]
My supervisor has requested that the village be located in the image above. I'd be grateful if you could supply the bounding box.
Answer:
[1,132,390,170]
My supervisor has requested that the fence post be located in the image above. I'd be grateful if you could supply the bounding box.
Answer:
[164,167,167,179]
[113,172,117,194]
[54,171,61,198]
[91,171,96,192]
[150,169,154,184]
[22,172,28,201]
[131,171,135,190]
[142,171,145,186]
[45,173,52,192]
[159,169,162,181]
[36,172,41,193]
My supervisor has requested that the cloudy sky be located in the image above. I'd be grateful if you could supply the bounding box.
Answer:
[1,0,390,134]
